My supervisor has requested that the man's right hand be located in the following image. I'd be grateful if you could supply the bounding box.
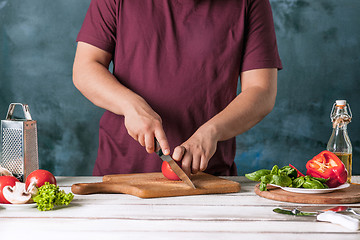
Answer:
[123,96,170,155]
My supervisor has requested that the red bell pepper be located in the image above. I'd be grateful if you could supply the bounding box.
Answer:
[289,164,305,177]
[306,150,348,188]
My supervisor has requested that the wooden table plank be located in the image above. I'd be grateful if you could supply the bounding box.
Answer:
[1,219,360,240]
[0,175,359,239]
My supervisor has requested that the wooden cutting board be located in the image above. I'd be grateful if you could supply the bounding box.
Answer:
[71,172,241,198]
[255,183,360,204]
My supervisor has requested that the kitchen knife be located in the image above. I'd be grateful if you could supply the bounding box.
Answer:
[273,207,360,230]
[281,206,360,216]
[155,139,196,189]
[323,206,360,217]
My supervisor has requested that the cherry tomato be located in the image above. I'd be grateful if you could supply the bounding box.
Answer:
[25,169,56,188]
[0,176,20,204]
[161,161,181,181]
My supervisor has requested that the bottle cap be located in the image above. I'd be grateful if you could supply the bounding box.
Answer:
[336,100,346,106]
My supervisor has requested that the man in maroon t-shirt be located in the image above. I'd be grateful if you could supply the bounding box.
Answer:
[73,0,282,176]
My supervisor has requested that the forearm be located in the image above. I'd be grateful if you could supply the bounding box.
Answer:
[72,45,142,116]
[72,42,170,154]
[203,68,277,142]
[207,86,275,141]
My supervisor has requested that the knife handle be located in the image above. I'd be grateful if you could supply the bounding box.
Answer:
[154,138,163,155]
[317,211,360,230]
[71,182,126,195]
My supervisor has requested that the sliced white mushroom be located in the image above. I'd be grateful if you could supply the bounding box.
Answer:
[26,181,38,197]
[0,166,12,176]
[3,182,32,204]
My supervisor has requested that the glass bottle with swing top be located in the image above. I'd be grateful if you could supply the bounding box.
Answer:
[326,100,352,183]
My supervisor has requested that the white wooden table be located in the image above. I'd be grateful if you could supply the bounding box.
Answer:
[1,176,359,239]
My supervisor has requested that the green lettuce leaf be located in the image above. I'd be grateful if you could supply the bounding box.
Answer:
[33,182,74,211]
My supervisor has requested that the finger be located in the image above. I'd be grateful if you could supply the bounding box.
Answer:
[199,155,208,172]
[191,154,201,174]
[154,129,170,155]
[144,133,155,153]
[172,145,186,161]
[181,152,192,177]
[138,134,145,147]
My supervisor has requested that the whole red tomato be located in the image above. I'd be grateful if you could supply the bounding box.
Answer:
[161,161,180,181]
[0,176,20,204]
[25,169,56,188]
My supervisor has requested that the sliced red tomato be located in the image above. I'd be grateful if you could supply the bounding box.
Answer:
[0,176,20,204]
[161,161,181,181]
[25,169,57,188]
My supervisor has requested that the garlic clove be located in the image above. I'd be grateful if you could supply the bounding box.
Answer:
[3,182,32,204]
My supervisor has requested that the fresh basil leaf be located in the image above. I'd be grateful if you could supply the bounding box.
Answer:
[292,176,305,188]
[303,178,327,189]
[270,174,292,187]
[245,169,271,181]
[259,182,268,191]
[270,165,279,175]
[279,166,297,179]
[310,176,329,183]
[259,174,273,191]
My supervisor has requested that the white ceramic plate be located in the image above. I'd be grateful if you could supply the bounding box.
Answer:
[270,183,351,194]
[0,203,37,210]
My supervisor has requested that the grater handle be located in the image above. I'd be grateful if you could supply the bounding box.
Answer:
[6,103,32,120]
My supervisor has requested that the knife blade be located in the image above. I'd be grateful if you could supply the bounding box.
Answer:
[273,207,360,230]
[155,139,196,189]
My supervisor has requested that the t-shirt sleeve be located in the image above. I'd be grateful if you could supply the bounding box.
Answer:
[76,0,117,54]
[240,0,282,72]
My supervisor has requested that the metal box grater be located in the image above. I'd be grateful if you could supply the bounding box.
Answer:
[0,103,39,182]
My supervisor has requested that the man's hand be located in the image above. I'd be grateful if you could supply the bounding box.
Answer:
[172,125,218,176]
[123,97,170,154]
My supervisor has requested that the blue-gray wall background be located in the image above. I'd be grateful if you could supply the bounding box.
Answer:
[1,0,359,176]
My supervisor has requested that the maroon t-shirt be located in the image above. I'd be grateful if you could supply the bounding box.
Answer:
[77,0,282,176]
